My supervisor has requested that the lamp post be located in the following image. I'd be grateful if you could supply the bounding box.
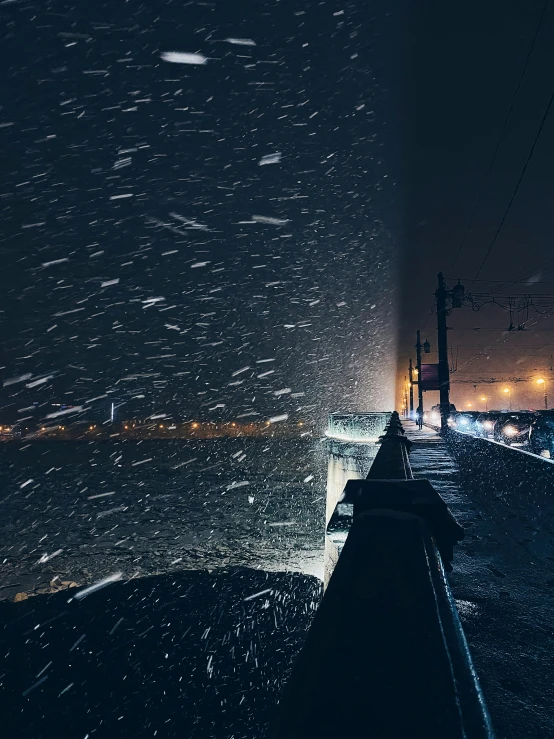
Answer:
[481,396,488,412]
[537,378,548,410]
[503,387,511,411]
[415,331,424,418]
[408,358,414,419]
[436,274,450,433]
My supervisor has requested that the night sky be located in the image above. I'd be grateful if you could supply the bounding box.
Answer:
[399,0,554,411]
[0,0,402,427]
[4,0,552,426]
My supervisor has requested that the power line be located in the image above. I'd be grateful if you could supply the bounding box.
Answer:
[446,276,554,284]
[469,84,554,289]
[446,310,554,377]
[451,0,549,270]
[451,378,536,383]
[488,256,554,295]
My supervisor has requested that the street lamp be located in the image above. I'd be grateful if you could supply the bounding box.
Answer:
[481,396,488,412]
[537,378,548,410]
[503,387,511,411]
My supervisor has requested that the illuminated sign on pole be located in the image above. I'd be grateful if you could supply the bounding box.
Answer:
[420,364,440,391]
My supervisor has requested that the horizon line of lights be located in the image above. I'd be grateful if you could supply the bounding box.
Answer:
[454,378,549,410]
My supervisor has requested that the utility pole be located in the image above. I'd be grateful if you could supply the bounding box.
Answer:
[408,358,414,416]
[436,272,451,433]
[415,331,424,416]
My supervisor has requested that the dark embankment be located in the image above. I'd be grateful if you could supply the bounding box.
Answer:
[0,568,322,739]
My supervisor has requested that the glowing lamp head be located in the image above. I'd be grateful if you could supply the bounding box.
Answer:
[537,378,545,385]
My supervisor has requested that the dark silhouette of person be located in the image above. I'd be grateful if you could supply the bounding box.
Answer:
[416,406,423,429]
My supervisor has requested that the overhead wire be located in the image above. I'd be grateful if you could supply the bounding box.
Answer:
[468,84,554,290]
[420,6,554,384]
[487,256,554,295]
[450,0,549,270]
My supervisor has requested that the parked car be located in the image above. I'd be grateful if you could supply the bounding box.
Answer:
[493,413,534,446]
[529,412,554,457]
[474,412,504,438]
[450,411,480,434]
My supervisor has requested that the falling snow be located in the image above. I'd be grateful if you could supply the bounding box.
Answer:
[0,1,397,735]
[160,51,208,65]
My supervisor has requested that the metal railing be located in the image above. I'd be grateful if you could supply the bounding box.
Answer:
[270,412,495,739]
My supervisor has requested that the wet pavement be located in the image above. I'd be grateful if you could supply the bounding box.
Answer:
[404,421,554,739]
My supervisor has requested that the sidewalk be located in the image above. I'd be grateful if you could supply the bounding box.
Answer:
[403,421,461,504]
